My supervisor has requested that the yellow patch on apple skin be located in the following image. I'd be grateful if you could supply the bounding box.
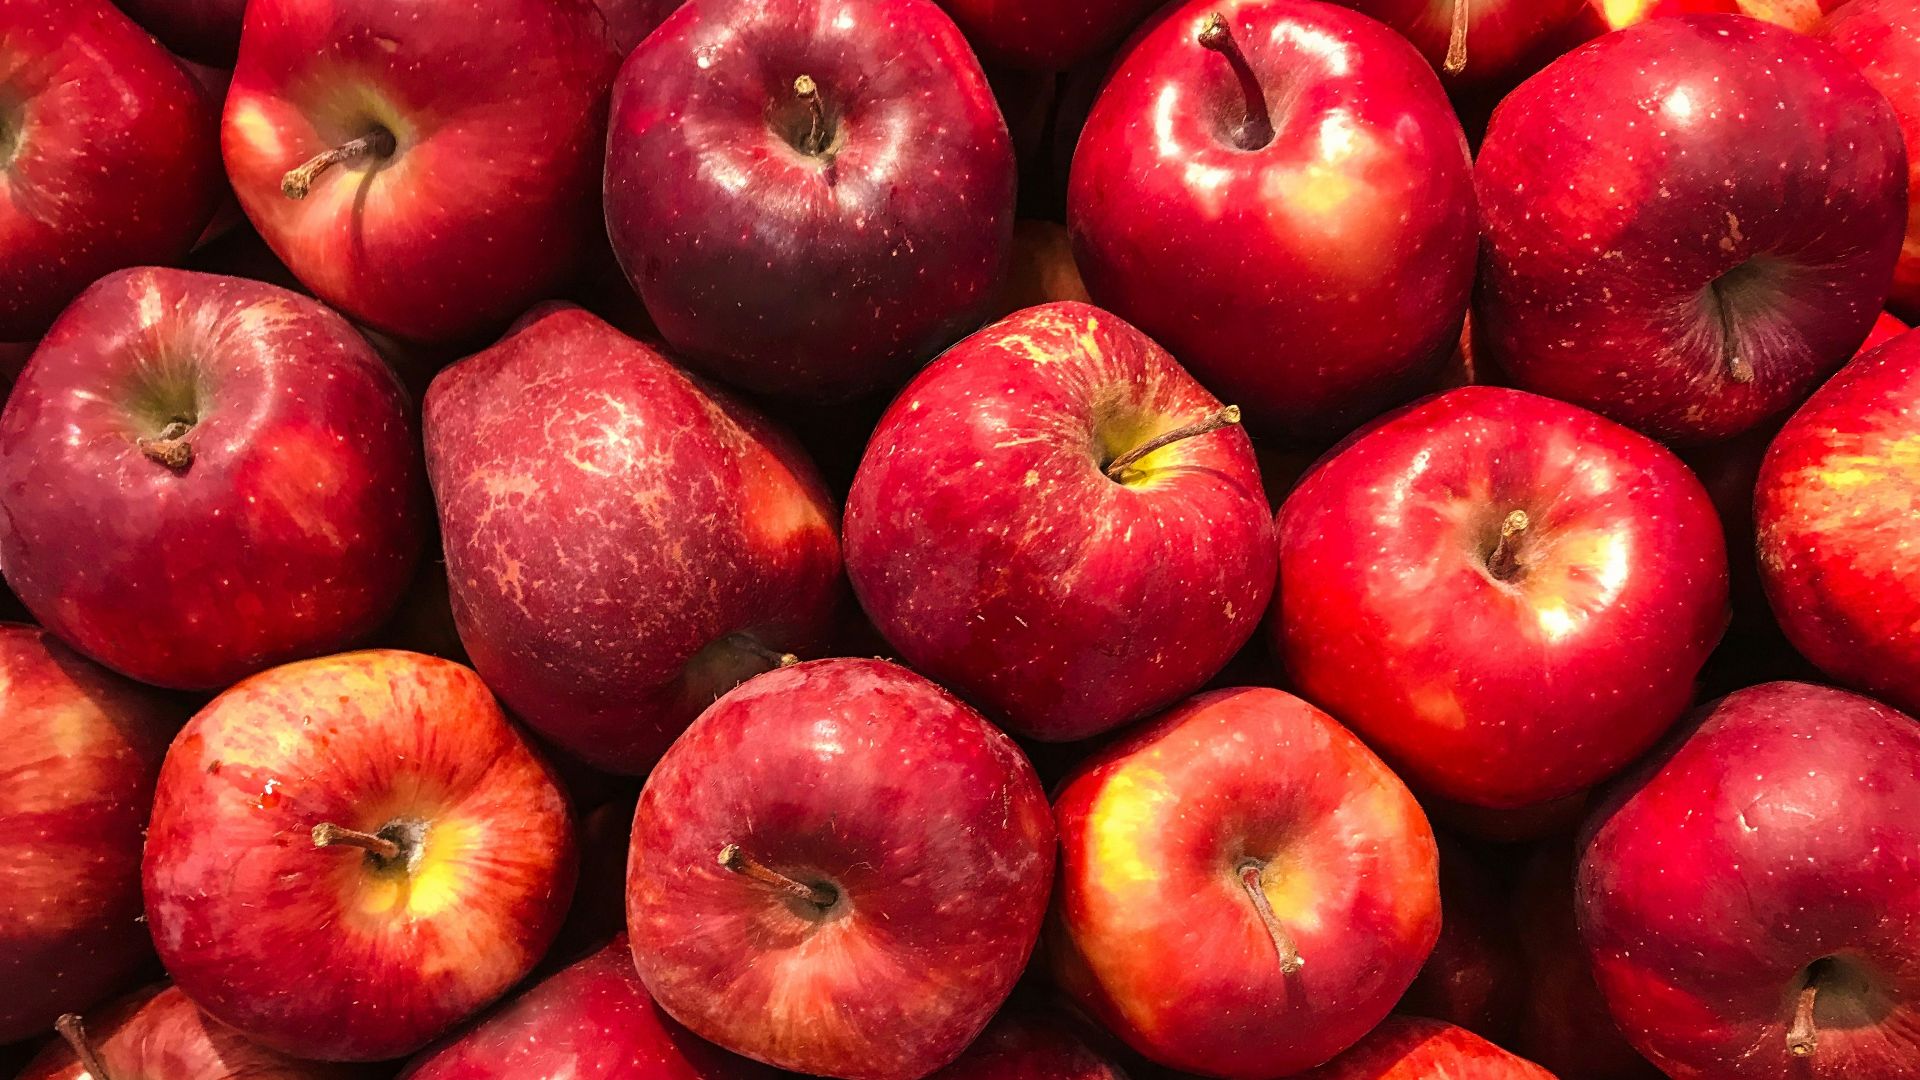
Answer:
[255,428,348,549]
[1086,766,1178,892]
[226,97,288,163]
[351,818,476,921]
[1786,432,1920,539]
[1252,853,1321,935]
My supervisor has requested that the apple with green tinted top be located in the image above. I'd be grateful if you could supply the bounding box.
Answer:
[0,268,427,691]
[223,0,622,344]
[20,985,363,1080]
[142,650,577,1061]
[627,658,1055,1080]
[1,626,183,1045]
[1050,686,1441,1078]
[425,305,842,775]
[1293,1016,1554,1080]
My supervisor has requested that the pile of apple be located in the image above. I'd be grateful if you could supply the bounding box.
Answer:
[4,0,1920,1077]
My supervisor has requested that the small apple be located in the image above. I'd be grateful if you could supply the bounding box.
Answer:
[1272,386,1728,809]
[0,626,183,1044]
[1050,686,1441,1078]
[142,650,578,1061]
[935,0,1160,70]
[1474,13,1907,443]
[0,268,427,691]
[1292,1016,1555,1079]
[627,658,1054,1080]
[605,0,1015,401]
[925,1003,1129,1080]
[845,302,1274,743]
[424,305,842,775]
[0,0,222,341]
[1821,0,1920,321]
[223,0,623,344]
[1399,837,1523,1044]
[1578,681,1920,1075]
[19,985,361,1080]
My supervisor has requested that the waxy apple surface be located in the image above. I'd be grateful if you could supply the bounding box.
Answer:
[425,305,842,775]
[1822,0,1920,321]
[0,268,426,691]
[19,985,361,1080]
[1475,14,1907,442]
[1050,687,1441,1078]
[143,650,577,1061]
[628,658,1054,1080]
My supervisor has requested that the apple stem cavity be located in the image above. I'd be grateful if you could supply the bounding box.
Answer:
[311,822,402,862]
[1197,14,1274,150]
[1105,405,1241,481]
[281,127,397,200]
[135,419,194,472]
[1237,859,1304,975]
[1486,509,1531,582]
[1444,0,1471,75]
[55,1014,113,1080]
[718,843,838,909]
[1787,960,1828,1058]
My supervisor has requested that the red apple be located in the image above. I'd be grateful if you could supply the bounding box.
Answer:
[1069,0,1477,439]
[1272,386,1728,808]
[0,268,427,690]
[1050,687,1441,1078]
[19,985,360,1080]
[935,0,1160,70]
[223,0,622,344]
[0,0,222,341]
[1866,310,1913,352]
[844,302,1274,743]
[424,305,842,775]
[925,1004,1129,1080]
[1326,1,1593,86]
[604,0,1015,401]
[627,658,1054,1080]
[1577,681,1920,1075]
[0,626,182,1044]
[1474,14,1907,443]
[112,0,248,63]
[1756,327,1920,715]
[1821,0,1920,321]
[400,936,777,1080]
[1596,0,1845,32]
[1399,837,1523,1044]
[1292,1016,1554,1079]
[142,650,577,1061]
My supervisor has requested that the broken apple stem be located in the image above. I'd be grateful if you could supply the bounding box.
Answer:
[718,844,837,908]
[1106,406,1241,480]
[1197,13,1273,148]
[1786,965,1824,1058]
[311,822,401,861]
[1238,860,1304,975]
[281,127,397,200]
[1444,0,1471,75]
[55,1014,113,1080]
[1486,509,1530,581]
[136,419,193,471]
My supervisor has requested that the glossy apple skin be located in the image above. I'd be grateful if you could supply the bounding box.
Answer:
[935,0,1159,69]
[925,1004,1129,1080]
[112,0,248,62]
[20,984,363,1080]
[1756,329,1920,715]
[1273,386,1729,808]
[628,658,1054,1080]
[0,626,183,1044]
[1050,687,1441,1078]
[1823,0,1920,321]
[0,0,222,341]
[845,302,1274,742]
[1578,681,1920,1076]
[1070,0,1477,439]
[224,0,621,344]
[424,305,842,774]
[400,937,778,1080]
[1399,837,1523,1043]
[1328,0,1591,86]
[1475,15,1907,444]
[0,268,426,691]
[605,0,1014,401]
[1292,1016,1554,1080]
[142,650,578,1061]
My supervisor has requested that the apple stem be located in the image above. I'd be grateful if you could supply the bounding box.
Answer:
[732,635,800,669]
[1197,14,1274,150]
[1787,964,1824,1058]
[1105,406,1241,481]
[136,419,193,472]
[55,1014,113,1080]
[1444,0,1471,75]
[1237,860,1304,975]
[311,822,401,861]
[281,127,397,200]
[1486,509,1530,581]
[792,75,832,157]
[718,844,838,908]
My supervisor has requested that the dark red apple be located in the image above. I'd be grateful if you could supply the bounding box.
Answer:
[112,0,248,63]
[143,650,577,1061]
[1070,0,1477,439]
[0,0,222,341]
[925,1004,1128,1080]
[424,305,842,775]
[1474,14,1908,443]
[1292,1016,1554,1079]
[1273,386,1728,808]
[223,0,622,344]
[1327,1,1592,86]
[605,0,1015,401]
[1822,0,1920,321]
[0,268,426,690]
[1578,681,1920,1075]
[0,626,182,1044]
[400,936,777,1080]
[1050,687,1441,1078]
[845,302,1274,742]
[627,658,1054,1080]
[595,0,682,51]
[935,0,1159,70]
[1399,837,1523,1044]
[19,985,360,1080]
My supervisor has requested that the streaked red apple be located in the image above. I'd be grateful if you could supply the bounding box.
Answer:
[19,985,360,1080]
[1292,1016,1554,1079]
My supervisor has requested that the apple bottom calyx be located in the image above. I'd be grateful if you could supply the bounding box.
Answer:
[311,818,428,874]
[718,843,840,911]
[136,418,194,472]
[1486,510,1530,582]
[55,1013,114,1080]
[281,127,398,200]
[1104,405,1241,482]
[1237,857,1304,975]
